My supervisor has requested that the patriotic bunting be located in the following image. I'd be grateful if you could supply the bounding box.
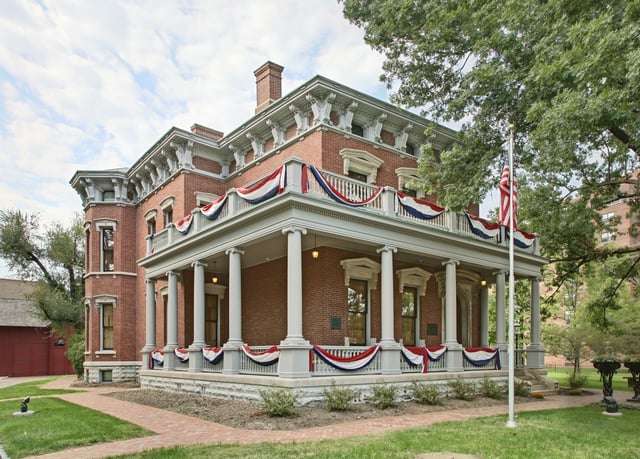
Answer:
[237,166,286,204]
[174,347,189,363]
[312,344,380,371]
[463,347,501,369]
[201,194,228,221]
[174,213,193,235]
[505,227,536,249]
[465,213,501,239]
[397,193,445,220]
[309,165,383,207]
[401,345,447,373]
[242,345,280,366]
[150,349,164,369]
[202,346,224,364]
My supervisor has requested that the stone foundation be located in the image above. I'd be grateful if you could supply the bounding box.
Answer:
[84,361,141,383]
[140,369,508,406]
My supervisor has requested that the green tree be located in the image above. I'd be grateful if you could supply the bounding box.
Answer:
[0,210,84,333]
[341,0,640,319]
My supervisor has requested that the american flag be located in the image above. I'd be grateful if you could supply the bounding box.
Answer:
[499,164,517,229]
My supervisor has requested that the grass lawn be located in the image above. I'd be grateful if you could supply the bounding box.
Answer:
[0,397,151,458]
[546,366,633,392]
[0,377,78,400]
[110,405,639,459]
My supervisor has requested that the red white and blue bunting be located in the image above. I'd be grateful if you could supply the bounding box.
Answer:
[201,194,228,221]
[505,227,536,249]
[312,344,380,371]
[174,213,194,235]
[150,349,164,368]
[174,347,189,363]
[401,345,447,373]
[242,345,280,366]
[465,213,501,240]
[397,193,445,220]
[463,347,501,369]
[202,346,224,364]
[309,165,383,207]
[237,166,286,205]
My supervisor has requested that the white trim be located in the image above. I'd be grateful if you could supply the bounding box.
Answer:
[339,148,384,184]
[340,257,381,289]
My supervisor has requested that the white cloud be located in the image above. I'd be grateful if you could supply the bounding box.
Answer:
[0,0,395,278]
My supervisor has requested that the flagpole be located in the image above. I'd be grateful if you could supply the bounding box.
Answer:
[506,124,517,428]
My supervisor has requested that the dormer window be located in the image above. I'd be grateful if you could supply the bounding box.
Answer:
[351,123,364,137]
[103,190,115,201]
[406,143,416,156]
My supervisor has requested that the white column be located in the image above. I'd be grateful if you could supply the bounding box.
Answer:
[191,261,207,348]
[377,246,397,344]
[282,227,307,344]
[443,259,463,371]
[163,270,179,370]
[443,259,460,346]
[526,276,545,368]
[480,282,489,347]
[141,278,156,369]
[377,245,401,375]
[278,228,311,378]
[189,261,207,372]
[223,247,244,375]
[495,271,507,347]
[226,248,244,345]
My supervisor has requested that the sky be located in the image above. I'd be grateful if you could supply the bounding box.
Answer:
[0,0,496,279]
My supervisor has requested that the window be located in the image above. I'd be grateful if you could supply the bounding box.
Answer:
[205,294,218,345]
[101,228,114,272]
[101,304,114,350]
[159,196,175,229]
[163,208,173,227]
[396,168,425,199]
[348,170,368,183]
[84,303,90,353]
[347,279,368,346]
[601,232,615,243]
[402,287,417,346]
[147,218,156,236]
[406,143,416,156]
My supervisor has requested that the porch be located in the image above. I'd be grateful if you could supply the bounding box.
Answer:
[137,157,546,400]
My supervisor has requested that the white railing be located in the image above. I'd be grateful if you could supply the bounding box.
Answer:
[307,169,384,212]
[146,159,537,255]
[396,203,450,230]
[202,359,224,373]
[462,356,499,371]
[310,346,381,376]
[174,358,189,371]
[239,346,279,376]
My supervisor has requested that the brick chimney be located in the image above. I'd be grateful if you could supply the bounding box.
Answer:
[254,61,284,114]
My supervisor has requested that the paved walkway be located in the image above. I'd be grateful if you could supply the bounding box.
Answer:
[15,376,611,459]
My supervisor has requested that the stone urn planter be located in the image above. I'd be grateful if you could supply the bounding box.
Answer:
[592,356,621,403]
[623,356,640,402]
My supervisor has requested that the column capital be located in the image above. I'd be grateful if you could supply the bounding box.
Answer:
[442,259,459,267]
[225,247,245,256]
[191,260,208,269]
[376,245,397,254]
[165,270,179,278]
[282,226,307,236]
[493,269,508,276]
[145,278,155,285]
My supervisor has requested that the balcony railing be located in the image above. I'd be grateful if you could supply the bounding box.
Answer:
[146,158,538,256]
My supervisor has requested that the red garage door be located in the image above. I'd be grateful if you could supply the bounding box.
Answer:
[12,341,49,376]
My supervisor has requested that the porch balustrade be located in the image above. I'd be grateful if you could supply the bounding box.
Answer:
[239,345,280,376]
[202,359,224,373]
[144,159,539,256]
[309,346,382,376]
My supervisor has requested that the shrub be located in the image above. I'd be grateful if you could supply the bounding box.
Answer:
[514,379,531,397]
[258,388,298,417]
[479,377,503,399]
[568,371,588,390]
[65,332,85,378]
[447,378,476,401]
[371,384,398,409]
[322,383,360,411]
[410,382,441,405]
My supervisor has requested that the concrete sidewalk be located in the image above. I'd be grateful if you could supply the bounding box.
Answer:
[17,376,612,459]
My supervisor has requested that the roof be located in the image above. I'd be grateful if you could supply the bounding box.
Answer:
[0,279,49,328]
